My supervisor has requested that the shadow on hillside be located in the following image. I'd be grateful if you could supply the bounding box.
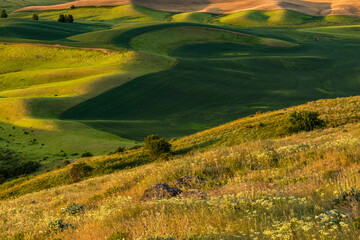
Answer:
[132,0,211,12]
[278,0,332,16]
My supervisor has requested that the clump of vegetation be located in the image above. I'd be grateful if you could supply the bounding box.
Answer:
[316,209,348,227]
[0,10,7,18]
[284,111,324,134]
[58,14,74,23]
[333,188,360,205]
[48,219,72,233]
[62,160,71,167]
[81,151,93,158]
[68,163,93,183]
[128,145,142,150]
[144,135,171,158]
[32,13,38,20]
[0,161,41,180]
[108,231,128,240]
[62,202,85,215]
[109,146,126,155]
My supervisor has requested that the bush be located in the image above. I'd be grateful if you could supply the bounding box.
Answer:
[32,13,38,20]
[68,163,93,183]
[128,145,142,150]
[0,174,4,184]
[144,135,171,158]
[62,202,84,215]
[0,10,7,18]
[62,159,71,166]
[114,146,125,153]
[48,219,72,233]
[81,151,93,158]
[284,111,324,133]
[108,231,128,240]
[109,146,126,155]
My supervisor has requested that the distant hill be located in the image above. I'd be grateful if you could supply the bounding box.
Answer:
[13,0,360,17]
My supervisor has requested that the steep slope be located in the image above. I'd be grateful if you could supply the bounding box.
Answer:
[13,0,360,18]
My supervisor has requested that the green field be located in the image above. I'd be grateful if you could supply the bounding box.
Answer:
[1,4,360,167]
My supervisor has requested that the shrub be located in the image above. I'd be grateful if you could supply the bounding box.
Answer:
[62,202,84,215]
[128,145,142,150]
[108,231,128,240]
[70,5,76,9]
[58,14,65,22]
[114,146,125,153]
[333,188,360,205]
[32,13,38,20]
[62,159,71,166]
[0,10,7,18]
[284,111,324,134]
[81,151,93,158]
[68,163,93,183]
[144,135,171,158]
[48,219,72,233]
[109,146,126,155]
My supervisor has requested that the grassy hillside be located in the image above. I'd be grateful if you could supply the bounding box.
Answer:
[1,96,360,239]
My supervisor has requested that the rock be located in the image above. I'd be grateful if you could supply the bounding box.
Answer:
[171,176,203,189]
[141,183,182,201]
[179,189,207,199]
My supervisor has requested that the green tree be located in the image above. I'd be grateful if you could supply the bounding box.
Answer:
[58,14,65,22]
[0,10,7,18]
[32,13,39,20]
[144,135,171,158]
[65,14,74,23]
